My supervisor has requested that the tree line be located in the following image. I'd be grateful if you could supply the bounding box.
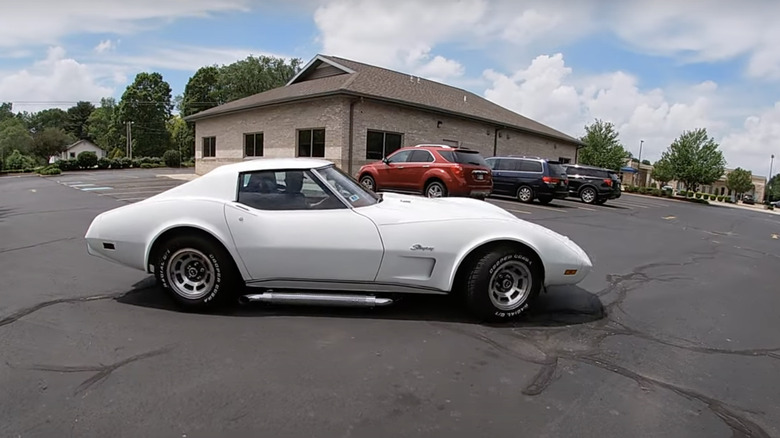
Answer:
[0,55,302,171]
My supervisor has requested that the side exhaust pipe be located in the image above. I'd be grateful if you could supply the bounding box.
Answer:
[238,292,393,307]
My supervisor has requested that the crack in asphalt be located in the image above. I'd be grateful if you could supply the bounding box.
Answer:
[432,243,772,438]
[0,288,151,328]
[0,237,79,254]
[8,347,172,396]
[2,207,94,219]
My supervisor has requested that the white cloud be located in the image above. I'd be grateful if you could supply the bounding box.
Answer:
[103,45,291,72]
[481,53,780,175]
[0,0,251,48]
[94,40,117,53]
[313,0,488,81]
[0,47,115,113]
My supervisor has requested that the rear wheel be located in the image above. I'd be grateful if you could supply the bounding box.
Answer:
[425,180,447,198]
[463,246,542,322]
[155,235,239,310]
[580,186,597,204]
[359,174,376,191]
[516,185,534,203]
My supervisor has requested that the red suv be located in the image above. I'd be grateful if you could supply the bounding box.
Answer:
[357,144,493,198]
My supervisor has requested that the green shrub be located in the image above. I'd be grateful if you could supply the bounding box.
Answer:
[140,162,164,168]
[695,192,702,199]
[55,159,79,171]
[182,160,195,167]
[163,150,181,167]
[97,157,111,169]
[77,151,98,168]
[5,150,37,170]
[38,165,62,175]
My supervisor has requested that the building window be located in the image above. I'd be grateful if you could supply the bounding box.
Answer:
[297,128,325,157]
[366,130,403,160]
[202,136,216,158]
[245,132,264,157]
[558,157,571,164]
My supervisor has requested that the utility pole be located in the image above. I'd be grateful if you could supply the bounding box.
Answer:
[125,121,133,159]
[769,154,775,202]
[637,139,644,186]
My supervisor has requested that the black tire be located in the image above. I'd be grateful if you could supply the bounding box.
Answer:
[516,185,534,203]
[463,246,542,322]
[579,186,597,204]
[360,174,376,192]
[425,180,448,198]
[537,197,552,205]
[155,235,239,311]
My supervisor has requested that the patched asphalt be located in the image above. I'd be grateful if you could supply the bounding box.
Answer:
[1,169,779,438]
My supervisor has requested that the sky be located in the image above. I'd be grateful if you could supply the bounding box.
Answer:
[1,0,779,178]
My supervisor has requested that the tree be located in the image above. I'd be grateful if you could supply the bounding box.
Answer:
[725,168,753,198]
[65,101,96,140]
[577,119,630,171]
[117,72,173,157]
[767,174,780,202]
[27,108,68,133]
[180,65,222,117]
[87,98,122,151]
[30,127,74,161]
[0,102,13,123]
[167,115,194,161]
[661,128,726,192]
[651,157,675,186]
[217,55,302,103]
[0,118,33,160]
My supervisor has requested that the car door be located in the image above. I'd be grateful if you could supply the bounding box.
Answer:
[565,166,585,195]
[223,169,384,282]
[403,149,436,192]
[378,149,413,191]
[487,158,513,195]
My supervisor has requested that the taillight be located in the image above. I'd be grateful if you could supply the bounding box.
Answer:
[452,165,464,177]
[603,178,613,186]
[542,176,559,184]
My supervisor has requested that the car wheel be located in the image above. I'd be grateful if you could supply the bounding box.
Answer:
[464,246,542,322]
[580,186,597,204]
[155,235,238,310]
[516,185,534,203]
[360,174,375,191]
[425,181,447,198]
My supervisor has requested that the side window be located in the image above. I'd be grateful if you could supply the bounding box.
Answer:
[408,150,434,162]
[497,159,517,171]
[387,150,412,163]
[519,160,543,172]
[237,170,346,211]
[485,158,498,170]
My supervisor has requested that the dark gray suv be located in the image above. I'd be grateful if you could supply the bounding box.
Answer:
[563,164,622,205]
[485,156,569,204]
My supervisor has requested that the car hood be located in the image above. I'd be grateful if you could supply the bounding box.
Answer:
[360,192,521,225]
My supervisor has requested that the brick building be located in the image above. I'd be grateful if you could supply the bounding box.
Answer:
[185,54,583,176]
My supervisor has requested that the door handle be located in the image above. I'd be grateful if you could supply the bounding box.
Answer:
[423,165,430,168]
[396,166,405,169]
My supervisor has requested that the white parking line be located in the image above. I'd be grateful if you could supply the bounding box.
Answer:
[105,189,169,196]
[504,208,532,215]
[577,206,597,211]
[81,187,113,191]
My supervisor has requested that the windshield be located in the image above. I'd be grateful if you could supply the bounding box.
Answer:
[439,150,488,167]
[314,165,381,208]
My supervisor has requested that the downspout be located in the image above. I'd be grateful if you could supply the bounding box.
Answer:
[575,142,586,163]
[493,126,504,156]
[348,97,360,175]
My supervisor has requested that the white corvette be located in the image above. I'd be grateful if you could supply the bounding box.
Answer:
[85,158,592,321]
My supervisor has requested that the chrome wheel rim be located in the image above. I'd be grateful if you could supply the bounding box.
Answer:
[166,248,216,299]
[489,260,532,311]
[427,184,443,197]
[518,187,532,201]
[582,188,595,203]
[361,177,374,191]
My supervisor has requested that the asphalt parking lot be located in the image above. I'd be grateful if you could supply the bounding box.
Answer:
[2,168,779,438]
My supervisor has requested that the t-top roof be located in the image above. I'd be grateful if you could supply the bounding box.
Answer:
[185,54,582,145]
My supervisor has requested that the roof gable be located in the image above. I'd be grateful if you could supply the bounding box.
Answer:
[286,55,355,86]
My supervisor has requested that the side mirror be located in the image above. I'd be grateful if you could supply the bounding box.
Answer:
[382,157,390,165]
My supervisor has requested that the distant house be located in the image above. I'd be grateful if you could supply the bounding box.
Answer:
[184,54,583,176]
[50,139,106,163]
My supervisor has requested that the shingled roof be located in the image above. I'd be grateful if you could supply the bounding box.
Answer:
[185,54,582,145]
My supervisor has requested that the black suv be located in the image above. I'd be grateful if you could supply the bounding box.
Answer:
[563,164,622,205]
[484,156,569,204]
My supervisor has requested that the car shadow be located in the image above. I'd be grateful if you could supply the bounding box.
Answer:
[116,277,605,328]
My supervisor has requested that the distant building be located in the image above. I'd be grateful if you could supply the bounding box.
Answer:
[49,139,106,163]
[184,54,583,176]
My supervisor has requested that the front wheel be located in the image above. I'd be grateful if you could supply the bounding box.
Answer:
[516,185,534,203]
[155,236,239,310]
[464,246,542,322]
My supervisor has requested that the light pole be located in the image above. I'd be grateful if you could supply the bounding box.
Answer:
[769,154,775,202]
[637,139,644,186]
